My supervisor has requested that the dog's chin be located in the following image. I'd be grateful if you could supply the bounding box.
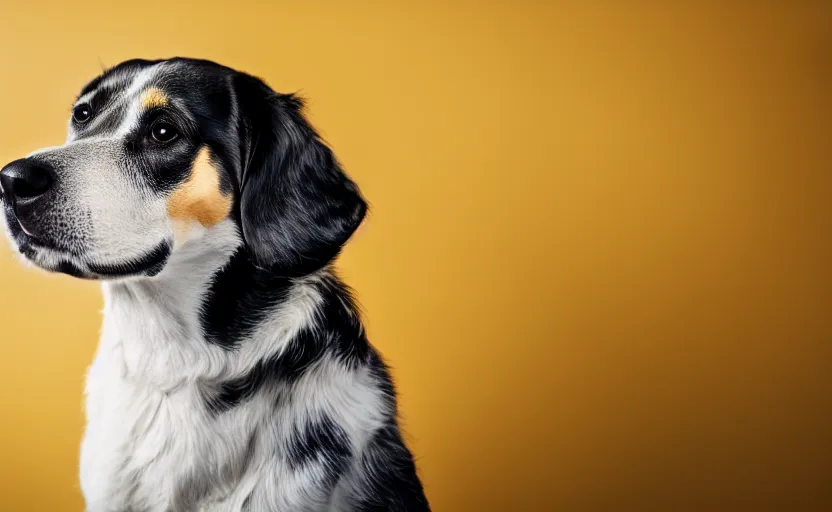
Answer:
[2,208,171,281]
[14,238,172,281]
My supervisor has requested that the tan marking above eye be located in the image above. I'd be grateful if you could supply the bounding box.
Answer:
[140,87,168,109]
[167,147,232,227]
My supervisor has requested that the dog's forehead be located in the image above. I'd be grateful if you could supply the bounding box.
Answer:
[79,62,156,104]
[71,60,234,140]
[78,59,229,104]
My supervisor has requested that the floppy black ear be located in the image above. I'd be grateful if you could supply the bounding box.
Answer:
[234,73,367,275]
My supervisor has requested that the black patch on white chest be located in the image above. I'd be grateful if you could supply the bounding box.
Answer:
[203,267,373,414]
[286,415,352,481]
[199,249,293,348]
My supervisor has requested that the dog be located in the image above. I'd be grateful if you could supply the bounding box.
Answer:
[0,58,430,512]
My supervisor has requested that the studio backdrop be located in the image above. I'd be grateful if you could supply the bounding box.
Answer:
[1,1,830,510]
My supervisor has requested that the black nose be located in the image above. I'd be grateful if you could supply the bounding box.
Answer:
[0,159,54,204]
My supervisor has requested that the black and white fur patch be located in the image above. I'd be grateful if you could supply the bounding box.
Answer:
[0,58,430,511]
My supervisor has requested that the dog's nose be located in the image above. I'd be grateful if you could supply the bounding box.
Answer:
[0,159,54,204]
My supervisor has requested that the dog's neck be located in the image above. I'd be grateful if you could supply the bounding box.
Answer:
[96,221,322,389]
[102,221,242,329]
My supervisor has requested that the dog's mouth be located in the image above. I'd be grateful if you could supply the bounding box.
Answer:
[4,204,171,280]
[20,237,171,281]
[51,241,172,280]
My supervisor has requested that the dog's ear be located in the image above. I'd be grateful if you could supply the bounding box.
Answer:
[233,73,367,275]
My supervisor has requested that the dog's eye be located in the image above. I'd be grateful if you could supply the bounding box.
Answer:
[150,122,179,143]
[72,104,93,124]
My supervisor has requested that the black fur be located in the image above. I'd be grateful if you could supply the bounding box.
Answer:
[350,424,431,512]
[234,72,368,276]
[287,415,352,482]
[199,250,293,349]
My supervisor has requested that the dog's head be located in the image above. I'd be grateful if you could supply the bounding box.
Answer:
[0,58,366,279]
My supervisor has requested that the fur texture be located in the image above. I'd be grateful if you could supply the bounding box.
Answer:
[0,58,429,512]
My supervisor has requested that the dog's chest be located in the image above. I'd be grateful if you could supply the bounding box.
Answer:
[79,334,254,511]
[81,355,200,508]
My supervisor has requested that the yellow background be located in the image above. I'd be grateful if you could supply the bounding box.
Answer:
[1,1,830,510]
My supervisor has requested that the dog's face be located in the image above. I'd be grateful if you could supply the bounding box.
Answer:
[0,58,366,279]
